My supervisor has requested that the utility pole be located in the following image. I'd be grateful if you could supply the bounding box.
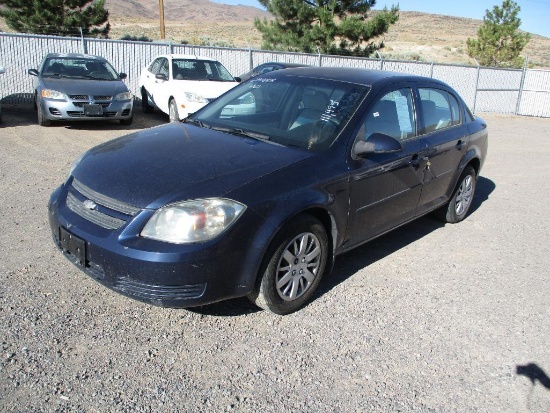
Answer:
[159,0,166,39]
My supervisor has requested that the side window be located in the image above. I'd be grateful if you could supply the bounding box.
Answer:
[148,58,161,75]
[419,88,454,133]
[447,92,461,126]
[158,58,169,78]
[364,88,416,141]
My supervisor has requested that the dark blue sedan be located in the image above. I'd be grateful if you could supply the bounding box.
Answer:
[48,67,488,314]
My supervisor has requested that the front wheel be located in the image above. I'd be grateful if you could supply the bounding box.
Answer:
[37,98,51,126]
[168,99,179,122]
[248,215,328,315]
[141,88,154,113]
[435,165,476,223]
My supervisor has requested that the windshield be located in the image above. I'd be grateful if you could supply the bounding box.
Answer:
[188,75,369,151]
[172,59,235,82]
[41,58,120,80]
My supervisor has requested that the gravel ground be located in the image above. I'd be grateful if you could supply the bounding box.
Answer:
[1,104,549,412]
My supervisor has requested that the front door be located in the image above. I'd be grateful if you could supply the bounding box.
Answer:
[346,87,428,248]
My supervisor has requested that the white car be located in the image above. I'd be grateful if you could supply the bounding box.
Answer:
[0,65,5,123]
[139,54,238,122]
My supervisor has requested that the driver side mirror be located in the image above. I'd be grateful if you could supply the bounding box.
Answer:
[28,68,39,76]
[155,73,168,81]
[119,73,127,80]
[353,133,403,158]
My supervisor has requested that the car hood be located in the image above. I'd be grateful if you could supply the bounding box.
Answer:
[41,77,129,95]
[72,123,312,210]
[172,80,238,99]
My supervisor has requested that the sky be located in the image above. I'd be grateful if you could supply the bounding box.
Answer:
[211,0,550,38]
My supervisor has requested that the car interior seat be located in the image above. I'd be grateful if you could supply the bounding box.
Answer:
[290,90,330,129]
[366,99,401,139]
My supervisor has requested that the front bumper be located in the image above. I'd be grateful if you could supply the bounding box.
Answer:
[48,183,269,308]
[41,97,133,121]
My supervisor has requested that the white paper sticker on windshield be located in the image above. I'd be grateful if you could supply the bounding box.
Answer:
[395,96,412,133]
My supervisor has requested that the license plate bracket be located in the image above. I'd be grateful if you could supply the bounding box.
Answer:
[83,104,103,116]
[59,227,87,267]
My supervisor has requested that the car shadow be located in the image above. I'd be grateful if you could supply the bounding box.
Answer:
[190,176,496,317]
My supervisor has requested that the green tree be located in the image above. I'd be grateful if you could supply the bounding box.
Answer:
[466,0,530,68]
[0,0,110,37]
[255,0,399,57]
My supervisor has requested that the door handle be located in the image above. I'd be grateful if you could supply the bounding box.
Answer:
[409,155,429,169]
[455,139,464,150]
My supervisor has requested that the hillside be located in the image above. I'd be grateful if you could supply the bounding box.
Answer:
[1,0,548,68]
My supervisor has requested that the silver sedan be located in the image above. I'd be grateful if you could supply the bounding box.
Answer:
[28,53,133,126]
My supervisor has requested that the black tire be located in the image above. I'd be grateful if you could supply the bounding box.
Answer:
[37,98,51,126]
[248,215,328,315]
[141,88,154,114]
[435,165,476,223]
[168,99,179,123]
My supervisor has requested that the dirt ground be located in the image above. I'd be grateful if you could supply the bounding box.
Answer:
[1,104,549,412]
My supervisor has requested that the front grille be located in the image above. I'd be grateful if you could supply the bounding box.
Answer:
[69,94,88,100]
[73,102,110,108]
[67,111,117,118]
[94,95,112,100]
[66,192,126,230]
[72,179,141,215]
[114,277,206,301]
[67,179,141,229]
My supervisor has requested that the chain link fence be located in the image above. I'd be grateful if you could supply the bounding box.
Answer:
[1,32,549,117]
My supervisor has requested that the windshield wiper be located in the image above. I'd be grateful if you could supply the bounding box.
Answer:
[183,118,209,128]
[210,126,283,145]
[43,73,70,78]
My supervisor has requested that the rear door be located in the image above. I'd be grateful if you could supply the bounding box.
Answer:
[415,86,469,215]
[346,86,428,248]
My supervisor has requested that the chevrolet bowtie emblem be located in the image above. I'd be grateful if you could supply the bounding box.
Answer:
[83,199,97,210]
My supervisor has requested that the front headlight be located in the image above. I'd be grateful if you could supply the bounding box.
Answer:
[41,88,66,100]
[185,92,207,103]
[141,198,246,244]
[115,91,132,101]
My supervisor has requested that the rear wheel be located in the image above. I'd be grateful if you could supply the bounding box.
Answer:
[141,88,154,114]
[169,99,179,122]
[248,215,328,315]
[435,165,476,223]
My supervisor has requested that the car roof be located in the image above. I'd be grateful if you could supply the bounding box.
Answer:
[44,53,107,62]
[157,54,220,61]
[269,66,448,89]
[261,62,310,68]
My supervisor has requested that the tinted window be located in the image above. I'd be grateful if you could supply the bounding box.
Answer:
[448,92,461,126]
[363,88,416,141]
[419,88,455,133]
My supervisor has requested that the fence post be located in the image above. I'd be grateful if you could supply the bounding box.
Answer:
[249,48,253,71]
[515,55,529,115]
[430,61,434,78]
[473,65,481,113]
